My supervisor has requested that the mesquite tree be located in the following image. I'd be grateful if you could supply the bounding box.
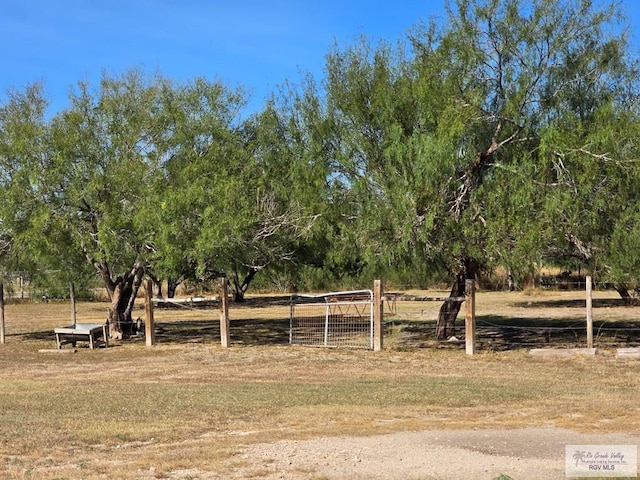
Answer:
[45,72,166,338]
[420,0,639,320]
[0,72,247,337]
[413,0,636,337]
[136,77,248,299]
[281,0,638,338]
[188,102,325,301]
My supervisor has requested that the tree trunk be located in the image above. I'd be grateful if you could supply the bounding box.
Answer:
[70,282,77,326]
[232,267,258,302]
[435,272,466,340]
[435,258,478,340]
[614,284,640,306]
[124,266,144,327]
[107,283,126,340]
[105,262,145,339]
[147,272,164,299]
[1,282,5,345]
[153,280,163,298]
[167,277,183,298]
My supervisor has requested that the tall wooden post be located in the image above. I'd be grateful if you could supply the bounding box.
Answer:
[0,283,5,345]
[69,282,77,327]
[373,279,383,351]
[465,279,476,355]
[586,275,593,348]
[144,279,155,346]
[219,277,230,348]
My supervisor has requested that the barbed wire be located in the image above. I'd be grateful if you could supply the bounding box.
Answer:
[153,297,219,311]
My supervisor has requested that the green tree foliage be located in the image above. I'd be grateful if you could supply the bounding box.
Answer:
[136,76,247,297]
[43,71,166,336]
[0,68,326,328]
[0,72,250,335]
[208,100,326,300]
[248,86,363,291]
[0,84,48,272]
[2,0,640,341]
[412,0,637,279]
[277,0,639,336]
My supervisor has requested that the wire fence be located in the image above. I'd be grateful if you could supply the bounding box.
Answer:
[2,279,639,351]
[383,287,640,350]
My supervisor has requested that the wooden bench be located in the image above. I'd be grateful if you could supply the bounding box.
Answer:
[54,323,109,350]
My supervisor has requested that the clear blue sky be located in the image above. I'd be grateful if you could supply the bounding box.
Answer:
[1,0,639,117]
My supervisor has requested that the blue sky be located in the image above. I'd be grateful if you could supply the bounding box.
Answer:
[1,0,639,117]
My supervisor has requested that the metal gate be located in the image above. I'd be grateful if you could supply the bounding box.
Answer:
[289,290,374,349]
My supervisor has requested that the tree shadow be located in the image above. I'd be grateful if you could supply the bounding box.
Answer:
[153,295,292,310]
[512,298,626,309]
[476,315,640,350]
[233,296,292,308]
[387,314,640,351]
[475,315,590,350]
[20,330,57,342]
[152,317,291,346]
[18,316,291,347]
[17,309,640,351]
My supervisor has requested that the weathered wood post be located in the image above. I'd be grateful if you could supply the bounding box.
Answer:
[373,279,383,351]
[69,282,77,327]
[465,279,476,355]
[219,276,230,348]
[144,279,155,346]
[0,283,5,345]
[586,275,593,349]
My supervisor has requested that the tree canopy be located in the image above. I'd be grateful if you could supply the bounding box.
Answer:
[1,0,639,339]
[266,0,640,334]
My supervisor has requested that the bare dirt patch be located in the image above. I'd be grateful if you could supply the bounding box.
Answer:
[226,428,640,480]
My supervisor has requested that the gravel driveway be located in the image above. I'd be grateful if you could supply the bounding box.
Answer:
[228,428,639,480]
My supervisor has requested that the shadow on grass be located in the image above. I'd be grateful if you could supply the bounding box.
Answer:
[232,296,292,308]
[153,295,292,310]
[512,298,627,309]
[154,317,291,346]
[477,315,640,350]
[18,314,640,350]
[19,316,291,347]
[387,315,640,351]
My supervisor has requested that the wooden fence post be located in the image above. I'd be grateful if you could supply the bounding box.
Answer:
[144,279,155,346]
[0,283,5,345]
[69,282,77,327]
[586,276,593,349]
[465,279,476,355]
[373,279,383,351]
[219,277,230,348]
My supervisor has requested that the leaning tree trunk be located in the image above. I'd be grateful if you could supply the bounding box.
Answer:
[107,283,127,340]
[435,258,478,340]
[614,284,640,306]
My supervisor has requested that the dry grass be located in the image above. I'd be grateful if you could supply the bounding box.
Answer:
[0,288,639,479]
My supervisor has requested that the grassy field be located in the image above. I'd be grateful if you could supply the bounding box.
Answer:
[0,288,639,479]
